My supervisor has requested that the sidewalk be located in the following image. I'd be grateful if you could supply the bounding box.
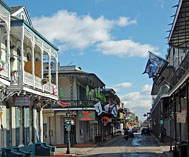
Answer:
[151,134,173,157]
[50,135,116,157]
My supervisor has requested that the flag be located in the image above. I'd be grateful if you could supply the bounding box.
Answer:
[143,51,168,79]
[111,106,118,117]
[104,104,111,113]
[93,89,97,98]
[86,85,89,96]
[59,88,63,98]
[94,102,102,116]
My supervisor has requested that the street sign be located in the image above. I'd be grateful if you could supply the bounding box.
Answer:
[160,120,163,125]
[65,124,71,131]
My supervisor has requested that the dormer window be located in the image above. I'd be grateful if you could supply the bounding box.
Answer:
[21,13,25,21]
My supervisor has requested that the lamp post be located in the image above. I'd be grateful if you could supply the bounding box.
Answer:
[65,110,75,154]
[66,122,71,154]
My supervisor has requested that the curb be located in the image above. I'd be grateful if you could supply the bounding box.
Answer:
[163,151,173,157]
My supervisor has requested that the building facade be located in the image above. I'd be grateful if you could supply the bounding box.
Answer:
[0,1,59,149]
[43,65,106,145]
[151,0,189,155]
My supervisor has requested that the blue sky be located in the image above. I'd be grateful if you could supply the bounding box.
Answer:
[6,0,178,121]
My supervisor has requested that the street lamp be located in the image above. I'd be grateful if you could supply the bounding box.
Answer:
[65,110,76,154]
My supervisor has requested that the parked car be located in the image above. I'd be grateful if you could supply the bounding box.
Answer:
[128,130,134,138]
[114,128,122,134]
[141,127,150,135]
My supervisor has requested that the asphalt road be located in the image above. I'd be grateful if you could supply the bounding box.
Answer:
[56,133,170,157]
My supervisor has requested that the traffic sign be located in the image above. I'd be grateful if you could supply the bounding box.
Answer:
[65,124,71,131]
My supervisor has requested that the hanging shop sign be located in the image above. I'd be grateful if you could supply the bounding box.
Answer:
[177,111,186,123]
[15,96,30,106]
[78,111,95,121]
[0,111,3,119]
[42,109,54,117]
[57,101,71,108]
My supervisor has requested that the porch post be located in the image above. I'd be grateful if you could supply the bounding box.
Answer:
[6,26,10,80]
[174,93,177,154]
[29,98,33,145]
[48,54,51,89]
[32,40,35,88]
[38,109,41,142]
[20,26,24,83]
[179,88,182,157]
[56,58,58,96]
[19,107,24,147]
[186,79,189,155]
[40,45,44,92]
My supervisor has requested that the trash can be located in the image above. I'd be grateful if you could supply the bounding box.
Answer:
[95,135,102,144]
[180,142,187,157]
[173,146,179,157]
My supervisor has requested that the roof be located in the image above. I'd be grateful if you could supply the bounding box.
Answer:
[57,66,105,88]
[0,0,11,12]
[168,0,189,49]
[10,6,23,14]
[11,19,59,51]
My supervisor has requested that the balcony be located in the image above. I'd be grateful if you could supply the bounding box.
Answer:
[170,52,189,88]
[44,99,99,109]
[152,84,169,108]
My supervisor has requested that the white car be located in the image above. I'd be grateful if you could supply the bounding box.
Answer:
[114,128,122,134]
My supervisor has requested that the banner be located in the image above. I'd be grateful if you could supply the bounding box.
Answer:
[94,102,102,116]
[143,51,168,79]
[111,106,118,117]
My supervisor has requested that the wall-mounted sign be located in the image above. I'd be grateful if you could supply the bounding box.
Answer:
[177,111,186,123]
[78,111,95,121]
[15,96,30,106]
[43,110,54,117]
[57,101,71,108]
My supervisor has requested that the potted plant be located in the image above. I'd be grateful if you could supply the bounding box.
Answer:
[10,56,15,62]
[42,78,48,84]
[10,43,15,49]
[0,60,5,71]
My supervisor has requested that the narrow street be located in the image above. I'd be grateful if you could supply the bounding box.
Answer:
[56,133,170,157]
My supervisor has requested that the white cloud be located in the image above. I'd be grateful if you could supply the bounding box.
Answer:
[110,82,132,92]
[120,84,152,121]
[116,17,137,27]
[96,40,159,58]
[158,0,165,8]
[32,10,136,50]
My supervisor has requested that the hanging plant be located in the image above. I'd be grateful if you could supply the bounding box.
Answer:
[0,61,5,71]
[10,56,15,62]
[11,70,17,81]
[11,70,17,74]
[42,78,48,84]
[10,43,15,49]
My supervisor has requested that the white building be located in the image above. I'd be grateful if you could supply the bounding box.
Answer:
[0,1,58,148]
